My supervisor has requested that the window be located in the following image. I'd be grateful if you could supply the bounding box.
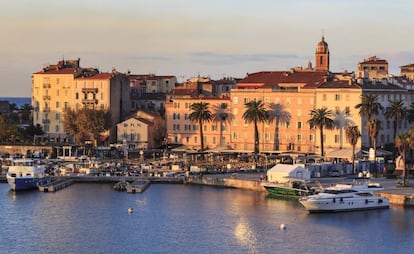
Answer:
[212,137,216,144]
[322,94,327,101]
[221,103,227,109]
[319,56,323,65]
[297,134,302,141]
[309,134,314,141]
[55,125,59,132]
[265,132,270,141]
[345,106,350,115]
[297,109,302,117]
[233,97,238,104]
[297,122,302,129]
[55,113,59,120]
[243,98,249,104]
[335,94,341,101]
[334,135,340,143]
[56,102,59,108]
[212,125,217,131]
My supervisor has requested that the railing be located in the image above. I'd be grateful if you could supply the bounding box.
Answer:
[43,95,51,100]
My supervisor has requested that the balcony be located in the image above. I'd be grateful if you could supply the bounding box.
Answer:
[42,119,50,124]
[82,99,98,104]
[43,83,51,89]
[82,88,98,93]
[43,95,51,100]
[43,108,50,113]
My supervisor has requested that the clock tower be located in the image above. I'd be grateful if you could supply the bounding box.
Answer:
[315,36,329,71]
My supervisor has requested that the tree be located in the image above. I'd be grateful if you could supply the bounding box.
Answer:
[188,102,213,152]
[367,118,382,174]
[355,94,383,147]
[385,99,406,141]
[395,131,413,186]
[242,100,269,155]
[63,107,113,146]
[406,102,414,123]
[345,125,361,174]
[333,109,355,149]
[307,107,335,156]
[211,102,234,148]
[20,103,33,123]
[268,103,291,151]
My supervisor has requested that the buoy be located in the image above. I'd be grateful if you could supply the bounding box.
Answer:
[128,208,133,213]
[280,224,286,230]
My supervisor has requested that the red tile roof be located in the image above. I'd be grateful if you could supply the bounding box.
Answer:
[76,73,114,80]
[237,71,329,89]
[359,56,388,65]
[33,68,77,75]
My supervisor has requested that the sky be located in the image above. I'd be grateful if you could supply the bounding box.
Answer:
[1,0,414,97]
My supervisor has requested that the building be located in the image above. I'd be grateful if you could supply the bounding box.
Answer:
[357,56,388,80]
[32,59,130,144]
[315,36,330,71]
[400,64,414,79]
[116,110,163,150]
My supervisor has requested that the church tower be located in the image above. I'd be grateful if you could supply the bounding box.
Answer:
[315,36,329,71]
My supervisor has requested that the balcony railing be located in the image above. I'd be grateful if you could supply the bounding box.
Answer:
[43,108,50,112]
[43,83,51,89]
[42,119,50,124]
[82,99,98,104]
[43,95,51,100]
[82,88,98,93]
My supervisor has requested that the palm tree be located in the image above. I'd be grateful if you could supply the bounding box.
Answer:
[385,99,406,141]
[307,107,335,156]
[242,100,269,155]
[345,125,361,174]
[333,110,355,149]
[395,131,413,186]
[268,103,291,151]
[188,102,213,152]
[406,102,414,123]
[366,118,382,174]
[355,94,383,147]
[211,102,234,148]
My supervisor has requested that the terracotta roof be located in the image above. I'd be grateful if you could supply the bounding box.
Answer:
[237,71,329,89]
[135,117,154,126]
[400,63,414,68]
[317,80,361,89]
[359,56,388,65]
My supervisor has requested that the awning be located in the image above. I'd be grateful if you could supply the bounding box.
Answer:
[325,149,356,159]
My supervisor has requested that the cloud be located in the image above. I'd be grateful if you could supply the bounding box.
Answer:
[188,52,302,65]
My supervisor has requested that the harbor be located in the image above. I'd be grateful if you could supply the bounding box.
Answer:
[1,172,414,206]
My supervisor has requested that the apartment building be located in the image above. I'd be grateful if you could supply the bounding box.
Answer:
[357,56,388,80]
[32,59,130,143]
[400,64,414,79]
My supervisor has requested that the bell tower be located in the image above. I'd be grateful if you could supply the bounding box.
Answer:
[315,36,329,71]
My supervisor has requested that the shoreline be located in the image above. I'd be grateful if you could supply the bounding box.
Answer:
[1,174,414,206]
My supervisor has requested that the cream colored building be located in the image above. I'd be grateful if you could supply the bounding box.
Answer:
[357,56,388,80]
[32,59,130,143]
[116,110,163,149]
[400,64,414,79]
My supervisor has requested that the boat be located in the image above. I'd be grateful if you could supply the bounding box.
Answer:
[262,163,315,198]
[6,159,50,191]
[263,179,315,198]
[299,180,389,213]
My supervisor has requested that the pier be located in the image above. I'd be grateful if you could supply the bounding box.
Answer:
[39,179,73,192]
[126,180,151,193]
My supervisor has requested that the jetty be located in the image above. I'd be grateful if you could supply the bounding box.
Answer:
[39,179,73,192]
[126,180,151,193]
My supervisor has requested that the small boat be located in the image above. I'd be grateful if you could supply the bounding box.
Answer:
[262,179,315,198]
[6,159,50,191]
[299,180,389,213]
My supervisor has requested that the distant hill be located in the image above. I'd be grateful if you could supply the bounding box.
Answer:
[0,97,31,108]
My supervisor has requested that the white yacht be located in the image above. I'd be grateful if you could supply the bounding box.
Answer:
[6,159,50,191]
[299,181,389,213]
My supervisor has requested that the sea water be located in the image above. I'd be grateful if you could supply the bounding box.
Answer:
[1,183,413,254]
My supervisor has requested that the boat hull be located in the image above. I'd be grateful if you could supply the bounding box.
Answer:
[264,185,311,198]
[7,176,50,191]
[299,196,390,213]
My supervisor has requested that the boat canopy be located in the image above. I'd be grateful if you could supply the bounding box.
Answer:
[266,164,310,183]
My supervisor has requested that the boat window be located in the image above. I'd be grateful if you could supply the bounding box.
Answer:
[356,192,373,197]
[26,173,32,176]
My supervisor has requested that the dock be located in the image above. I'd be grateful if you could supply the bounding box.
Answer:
[39,179,73,192]
[126,180,151,193]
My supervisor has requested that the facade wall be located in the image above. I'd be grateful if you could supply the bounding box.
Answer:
[230,88,317,153]
[315,87,363,154]
[165,97,231,150]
